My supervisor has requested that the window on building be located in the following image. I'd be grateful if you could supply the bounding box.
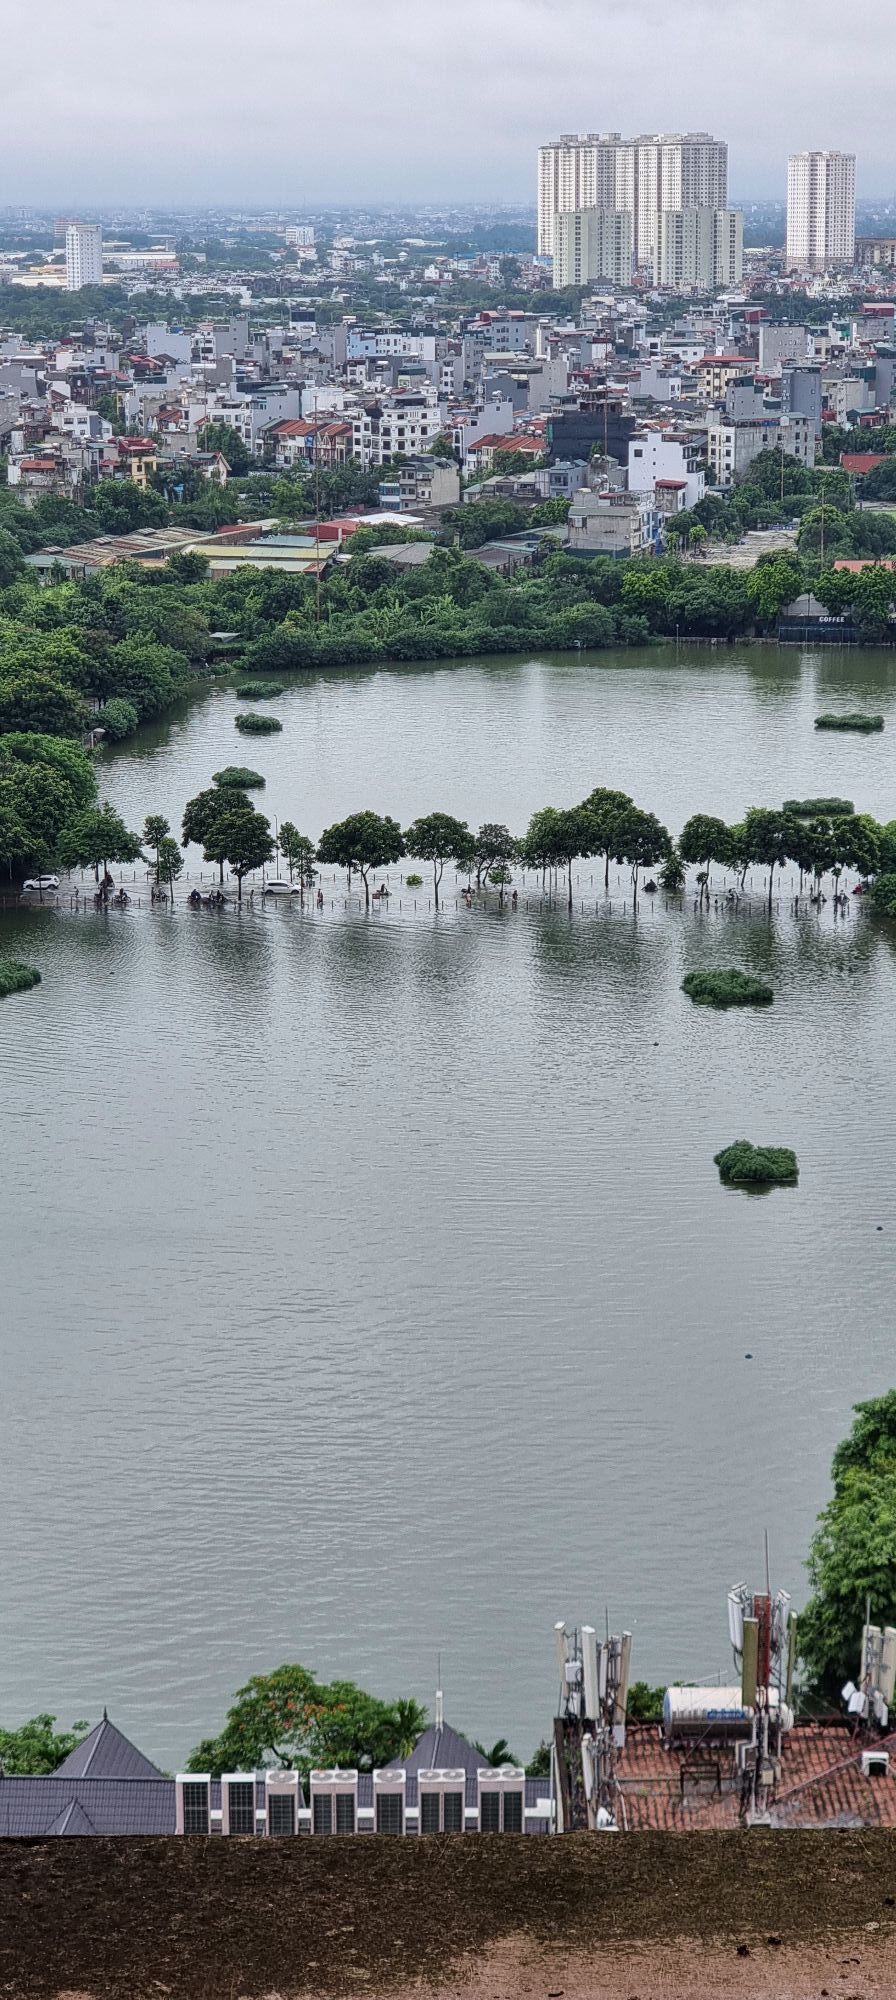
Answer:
[376,1792,403,1834]
[227,1781,256,1836]
[268,1793,296,1836]
[182,1782,209,1835]
[313,1793,333,1834]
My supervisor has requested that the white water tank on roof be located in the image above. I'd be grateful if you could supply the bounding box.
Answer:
[663,1686,793,1743]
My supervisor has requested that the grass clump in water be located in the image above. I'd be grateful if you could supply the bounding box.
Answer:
[235,712,283,735]
[714,1140,798,1186]
[0,960,41,999]
[783,796,854,817]
[234,680,285,700]
[815,713,884,733]
[213,765,265,789]
[682,969,774,1009]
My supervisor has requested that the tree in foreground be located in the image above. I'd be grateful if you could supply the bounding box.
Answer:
[404,812,474,908]
[0,1713,89,1774]
[741,808,800,912]
[56,803,144,882]
[473,823,517,893]
[609,806,672,902]
[182,785,250,881]
[184,1664,427,1778]
[142,814,170,885]
[800,1391,896,1697]
[317,811,405,907]
[279,821,317,891]
[204,806,274,901]
[580,787,634,889]
[678,814,733,905]
[157,835,184,901]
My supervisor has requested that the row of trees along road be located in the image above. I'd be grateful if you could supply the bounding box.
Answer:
[173,784,895,912]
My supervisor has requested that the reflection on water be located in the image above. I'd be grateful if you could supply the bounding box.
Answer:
[1,646,896,1769]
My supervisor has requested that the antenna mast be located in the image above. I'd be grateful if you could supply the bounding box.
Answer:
[552,1616,631,1832]
[727,1558,796,1824]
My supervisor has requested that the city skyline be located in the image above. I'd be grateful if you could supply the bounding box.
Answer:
[1,0,893,206]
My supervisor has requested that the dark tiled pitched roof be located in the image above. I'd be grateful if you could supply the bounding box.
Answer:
[0,1778,175,1837]
[46,1799,98,1835]
[55,1715,162,1780]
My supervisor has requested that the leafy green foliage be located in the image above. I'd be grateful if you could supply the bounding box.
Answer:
[682,969,774,1008]
[184,1663,427,1778]
[659,851,686,894]
[203,804,274,899]
[0,960,41,999]
[0,1712,88,1773]
[234,711,283,734]
[317,811,406,904]
[815,713,884,732]
[871,872,896,917]
[56,803,144,875]
[212,767,264,789]
[234,680,286,700]
[783,798,854,818]
[714,1141,799,1186]
[404,812,474,903]
[100,697,140,741]
[278,822,316,885]
[800,1391,896,1695]
[626,1681,666,1723]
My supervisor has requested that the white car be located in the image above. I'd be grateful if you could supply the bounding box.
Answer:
[23,875,60,892]
[262,880,300,896]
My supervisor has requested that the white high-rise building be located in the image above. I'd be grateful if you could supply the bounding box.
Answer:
[537,131,728,264]
[65,222,103,291]
[553,208,633,288]
[786,152,856,268]
[653,208,743,290]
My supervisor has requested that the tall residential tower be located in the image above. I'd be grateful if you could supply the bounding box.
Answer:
[537,131,728,264]
[65,222,104,291]
[786,152,856,268]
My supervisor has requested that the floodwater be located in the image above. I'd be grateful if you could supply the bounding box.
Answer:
[2,642,896,1770]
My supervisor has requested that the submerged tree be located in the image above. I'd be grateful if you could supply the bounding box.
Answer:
[56,803,144,882]
[473,823,518,893]
[404,812,474,909]
[609,806,672,902]
[204,805,274,901]
[678,814,733,905]
[142,813,170,885]
[741,808,800,913]
[580,786,633,889]
[279,820,317,892]
[317,811,405,908]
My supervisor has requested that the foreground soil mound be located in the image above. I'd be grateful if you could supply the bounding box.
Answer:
[2,1829,896,1999]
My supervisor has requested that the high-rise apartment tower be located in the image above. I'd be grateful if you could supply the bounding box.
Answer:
[537,131,728,263]
[65,222,103,292]
[786,152,856,268]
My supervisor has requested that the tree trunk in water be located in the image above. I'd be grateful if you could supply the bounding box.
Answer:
[237,873,243,903]
[567,859,573,911]
[604,850,610,889]
[768,861,774,913]
[363,871,370,908]
[434,863,440,910]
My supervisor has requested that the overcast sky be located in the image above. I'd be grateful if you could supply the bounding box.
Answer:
[3,0,891,208]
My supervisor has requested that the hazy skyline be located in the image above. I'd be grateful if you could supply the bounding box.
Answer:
[3,0,893,206]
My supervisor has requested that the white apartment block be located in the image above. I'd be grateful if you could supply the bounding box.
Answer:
[627,429,705,510]
[568,486,659,557]
[65,223,103,292]
[786,152,856,268]
[653,209,743,290]
[553,209,633,289]
[351,393,444,467]
[707,412,815,486]
[538,131,727,264]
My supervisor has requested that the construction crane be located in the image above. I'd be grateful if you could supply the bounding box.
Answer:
[551,1619,632,1832]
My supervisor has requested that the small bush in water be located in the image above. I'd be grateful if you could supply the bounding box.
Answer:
[235,712,283,735]
[783,797,854,817]
[714,1141,798,1186]
[405,873,423,887]
[213,766,265,789]
[682,969,773,1009]
[234,680,285,700]
[815,714,884,733]
[0,961,41,999]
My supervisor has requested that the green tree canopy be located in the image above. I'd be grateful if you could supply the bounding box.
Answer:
[741,807,801,910]
[800,1391,896,1696]
[278,821,316,887]
[609,806,672,895]
[404,811,474,906]
[56,802,144,878]
[317,811,406,906]
[0,671,88,738]
[0,1713,89,1775]
[203,804,273,900]
[183,1664,427,1778]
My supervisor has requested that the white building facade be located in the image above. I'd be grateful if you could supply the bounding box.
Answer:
[786,152,856,268]
[553,209,633,288]
[653,209,743,290]
[65,223,103,292]
[538,131,728,265]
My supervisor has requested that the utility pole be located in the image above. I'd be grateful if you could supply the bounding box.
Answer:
[313,392,322,627]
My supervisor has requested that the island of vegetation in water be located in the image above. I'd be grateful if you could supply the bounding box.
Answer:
[783,797,855,817]
[212,766,265,788]
[681,969,774,1008]
[233,680,285,700]
[234,712,283,734]
[815,714,885,733]
[714,1140,799,1186]
[0,960,41,998]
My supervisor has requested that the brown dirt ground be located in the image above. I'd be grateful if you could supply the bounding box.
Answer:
[2,1831,896,1999]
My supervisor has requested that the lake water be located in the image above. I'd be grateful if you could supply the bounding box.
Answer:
[2,642,896,1771]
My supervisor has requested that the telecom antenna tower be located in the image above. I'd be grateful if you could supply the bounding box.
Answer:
[727,1572,797,1823]
[552,1619,632,1832]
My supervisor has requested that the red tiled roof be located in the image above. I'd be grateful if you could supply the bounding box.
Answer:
[840,453,888,475]
[18,458,58,472]
[833,558,896,571]
[615,1720,896,1832]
